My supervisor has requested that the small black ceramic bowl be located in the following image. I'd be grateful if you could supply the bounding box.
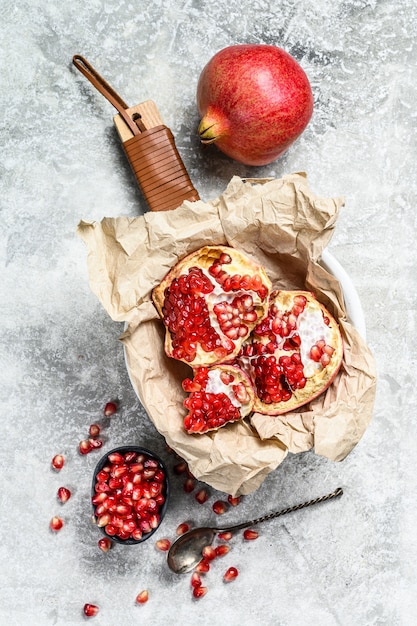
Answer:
[91,445,170,545]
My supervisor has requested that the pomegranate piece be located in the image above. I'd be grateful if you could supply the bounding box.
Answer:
[243,529,259,540]
[79,439,93,455]
[135,590,149,604]
[183,477,195,493]
[195,488,209,504]
[98,537,112,552]
[215,544,230,557]
[83,603,99,617]
[49,516,63,532]
[193,585,208,599]
[89,423,101,437]
[224,566,239,582]
[182,364,255,434]
[227,495,241,507]
[57,487,71,503]
[212,500,228,515]
[92,449,168,542]
[104,401,118,416]
[155,538,171,551]
[176,522,191,535]
[202,545,216,561]
[152,245,271,367]
[218,531,233,541]
[191,572,202,588]
[239,290,343,415]
[195,559,211,573]
[51,454,64,470]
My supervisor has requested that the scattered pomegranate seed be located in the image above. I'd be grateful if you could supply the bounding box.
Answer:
[227,495,241,506]
[57,487,71,503]
[191,571,202,588]
[135,590,149,604]
[173,461,188,474]
[224,566,239,582]
[215,544,230,557]
[49,516,63,532]
[89,423,101,437]
[176,522,191,536]
[202,545,216,561]
[98,537,112,552]
[79,440,92,455]
[104,401,118,416]
[83,603,99,617]
[193,586,207,599]
[243,529,259,540]
[212,500,228,515]
[183,477,195,493]
[155,538,171,552]
[195,559,210,573]
[217,531,233,541]
[88,438,103,449]
[51,454,64,470]
[195,488,208,504]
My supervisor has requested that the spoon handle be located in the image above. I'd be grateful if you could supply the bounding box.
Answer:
[217,487,343,533]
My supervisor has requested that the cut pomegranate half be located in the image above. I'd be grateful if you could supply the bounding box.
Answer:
[182,364,255,434]
[239,290,343,415]
[152,245,271,367]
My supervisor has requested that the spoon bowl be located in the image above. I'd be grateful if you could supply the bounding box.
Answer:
[167,487,343,574]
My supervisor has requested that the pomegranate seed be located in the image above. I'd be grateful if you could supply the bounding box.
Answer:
[88,438,103,450]
[191,572,202,588]
[195,559,210,573]
[104,401,118,416]
[104,524,117,536]
[243,529,259,540]
[217,531,233,541]
[51,454,64,470]
[89,423,101,437]
[155,538,171,552]
[193,586,207,599]
[57,487,71,503]
[107,452,124,464]
[184,477,195,493]
[215,545,230,557]
[49,516,63,531]
[212,500,228,515]
[227,495,241,507]
[202,545,216,561]
[176,522,190,536]
[83,603,99,617]
[135,590,149,604]
[97,513,111,528]
[224,566,239,582]
[98,537,112,552]
[173,461,188,474]
[195,489,208,504]
[79,440,92,455]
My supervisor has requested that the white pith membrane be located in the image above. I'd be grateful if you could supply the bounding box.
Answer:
[204,367,252,416]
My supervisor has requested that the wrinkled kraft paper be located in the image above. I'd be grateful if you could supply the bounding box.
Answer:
[77,173,376,496]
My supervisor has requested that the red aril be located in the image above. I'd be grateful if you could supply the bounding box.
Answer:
[239,290,343,414]
[215,544,230,557]
[197,44,313,166]
[195,488,209,504]
[104,401,118,416]
[193,585,208,599]
[243,529,259,540]
[191,572,202,588]
[98,537,112,552]
[51,454,64,470]
[49,516,63,532]
[79,440,93,455]
[182,364,255,434]
[89,423,101,437]
[57,487,71,503]
[212,500,228,515]
[227,495,241,507]
[135,590,149,604]
[155,538,171,551]
[224,566,239,582]
[176,522,191,535]
[83,603,99,617]
[152,245,271,367]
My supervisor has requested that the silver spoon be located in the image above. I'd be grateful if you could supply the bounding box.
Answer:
[167,487,343,574]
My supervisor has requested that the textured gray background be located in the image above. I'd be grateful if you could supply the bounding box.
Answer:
[1,1,415,624]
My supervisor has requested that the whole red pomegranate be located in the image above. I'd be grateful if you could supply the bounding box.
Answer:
[196,44,314,166]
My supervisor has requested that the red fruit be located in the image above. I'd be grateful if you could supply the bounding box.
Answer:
[83,603,99,617]
[193,585,208,599]
[217,531,233,541]
[57,487,71,503]
[195,489,209,504]
[183,364,255,434]
[197,44,313,166]
[212,500,228,515]
[173,461,188,474]
[195,559,210,573]
[243,529,259,540]
[135,590,149,604]
[224,566,239,582]
[227,495,241,507]
[152,245,271,368]
[239,290,343,415]
[49,516,63,531]
[155,538,171,552]
[51,454,64,470]
[104,401,118,416]
[191,572,202,588]
[202,545,216,561]
[184,477,195,493]
[98,537,112,552]
[215,544,230,557]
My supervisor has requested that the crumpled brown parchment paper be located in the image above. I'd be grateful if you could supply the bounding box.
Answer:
[77,173,376,495]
